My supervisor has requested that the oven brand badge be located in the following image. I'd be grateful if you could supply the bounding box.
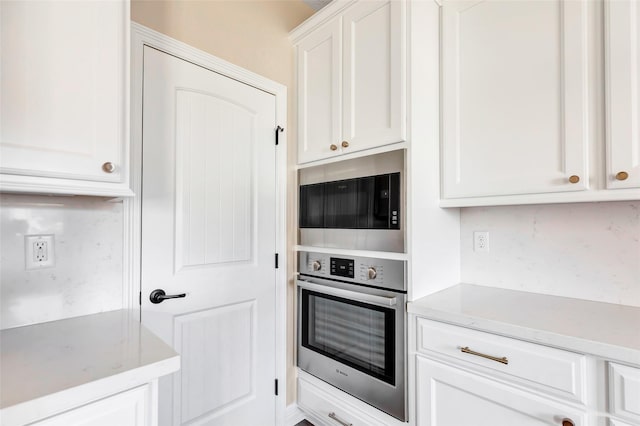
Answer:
[336,368,348,377]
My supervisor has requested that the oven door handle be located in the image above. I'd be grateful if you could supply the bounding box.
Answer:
[297,280,397,307]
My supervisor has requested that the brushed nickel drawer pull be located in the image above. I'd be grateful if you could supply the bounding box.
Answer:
[460,346,509,365]
[328,412,352,426]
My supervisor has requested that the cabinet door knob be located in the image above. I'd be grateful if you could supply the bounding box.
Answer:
[561,418,575,426]
[330,144,338,151]
[102,162,116,173]
[615,171,629,181]
[568,175,580,184]
[341,140,349,148]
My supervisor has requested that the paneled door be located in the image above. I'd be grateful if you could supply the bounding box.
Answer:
[140,46,277,426]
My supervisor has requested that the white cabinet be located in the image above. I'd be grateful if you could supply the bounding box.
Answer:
[608,363,640,425]
[439,0,640,206]
[415,356,586,426]
[293,0,405,164]
[296,19,342,164]
[0,0,132,197]
[32,385,152,426]
[441,0,590,199]
[604,0,640,190]
[412,318,590,426]
[297,370,405,426]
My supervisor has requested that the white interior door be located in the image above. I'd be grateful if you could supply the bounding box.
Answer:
[140,46,277,426]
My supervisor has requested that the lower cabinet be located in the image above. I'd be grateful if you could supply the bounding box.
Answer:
[415,356,586,426]
[27,384,154,426]
[411,317,640,426]
[297,371,404,426]
[608,363,640,426]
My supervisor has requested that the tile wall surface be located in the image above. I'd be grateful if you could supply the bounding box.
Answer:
[461,201,640,307]
[0,194,124,329]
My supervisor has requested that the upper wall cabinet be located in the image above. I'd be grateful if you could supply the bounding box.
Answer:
[0,0,132,197]
[440,0,639,206]
[441,0,589,199]
[605,0,640,190]
[293,0,405,164]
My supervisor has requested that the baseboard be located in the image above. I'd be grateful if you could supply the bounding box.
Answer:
[285,403,307,426]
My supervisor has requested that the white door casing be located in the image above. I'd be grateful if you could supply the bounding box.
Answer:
[127,24,287,426]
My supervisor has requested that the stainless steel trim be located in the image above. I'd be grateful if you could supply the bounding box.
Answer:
[328,412,352,426]
[298,251,407,292]
[297,280,397,307]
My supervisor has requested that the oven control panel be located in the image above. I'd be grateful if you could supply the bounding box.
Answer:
[299,251,406,292]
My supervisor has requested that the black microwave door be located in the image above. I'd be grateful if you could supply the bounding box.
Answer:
[299,183,325,228]
[324,179,359,228]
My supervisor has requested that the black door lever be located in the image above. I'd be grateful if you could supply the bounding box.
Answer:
[149,289,186,304]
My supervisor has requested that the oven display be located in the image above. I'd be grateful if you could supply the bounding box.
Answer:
[330,257,354,279]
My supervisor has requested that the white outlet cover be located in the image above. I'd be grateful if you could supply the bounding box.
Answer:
[473,231,489,252]
[25,234,55,270]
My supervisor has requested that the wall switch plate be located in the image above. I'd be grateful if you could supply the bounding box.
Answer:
[473,231,489,252]
[25,235,55,269]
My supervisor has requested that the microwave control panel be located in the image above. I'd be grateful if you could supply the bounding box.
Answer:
[299,251,406,292]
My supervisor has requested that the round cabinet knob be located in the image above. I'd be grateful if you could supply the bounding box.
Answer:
[561,418,575,426]
[312,261,322,271]
[367,267,377,280]
[616,171,629,181]
[341,141,350,148]
[568,175,580,184]
[102,162,116,173]
[330,144,338,151]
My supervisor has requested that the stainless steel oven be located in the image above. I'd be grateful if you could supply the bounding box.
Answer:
[297,251,407,421]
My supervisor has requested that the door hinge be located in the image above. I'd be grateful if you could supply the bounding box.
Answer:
[139,291,142,306]
[275,253,279,269]
[274,379,279,396]
[275,126,284,145]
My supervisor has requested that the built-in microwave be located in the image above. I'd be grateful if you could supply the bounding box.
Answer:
[299,172,400,230]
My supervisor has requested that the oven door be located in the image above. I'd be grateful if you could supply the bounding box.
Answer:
[297,279,406,421]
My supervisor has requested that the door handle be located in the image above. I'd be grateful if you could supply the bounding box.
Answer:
[149,289,186,304]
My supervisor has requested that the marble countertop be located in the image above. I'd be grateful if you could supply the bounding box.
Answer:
[0,309,179,424]
[408,284,640,365]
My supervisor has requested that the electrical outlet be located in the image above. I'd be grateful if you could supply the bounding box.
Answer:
[473,231,489,252]
[25,235,55,269]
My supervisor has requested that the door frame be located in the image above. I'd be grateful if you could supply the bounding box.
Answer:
[124,22,288,425]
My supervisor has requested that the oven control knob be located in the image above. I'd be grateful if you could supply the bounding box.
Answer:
[367,267,377,280]
[312,261,322,271]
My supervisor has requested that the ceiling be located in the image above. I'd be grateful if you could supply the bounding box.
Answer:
[302,0,332,11]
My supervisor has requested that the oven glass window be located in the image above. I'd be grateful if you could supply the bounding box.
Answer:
[301,289,395,385]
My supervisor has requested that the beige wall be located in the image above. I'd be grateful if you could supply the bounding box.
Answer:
[131,0,314,406]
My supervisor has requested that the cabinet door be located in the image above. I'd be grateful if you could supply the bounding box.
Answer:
[0,1,128,187]
[441,0,589,198]
[297,19,342,164]
[32,385,151,426]
[605,0,640,189]
[342,0,405,154]
[415,356,586,426]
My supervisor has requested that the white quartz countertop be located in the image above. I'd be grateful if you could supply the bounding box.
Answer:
[0,309,179,424]
[408,284,640,365]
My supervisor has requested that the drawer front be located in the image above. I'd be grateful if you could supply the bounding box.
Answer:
[416,355,587,426]
[298,375,387,426]
[416,318,587,403]
[609,363,640,424]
